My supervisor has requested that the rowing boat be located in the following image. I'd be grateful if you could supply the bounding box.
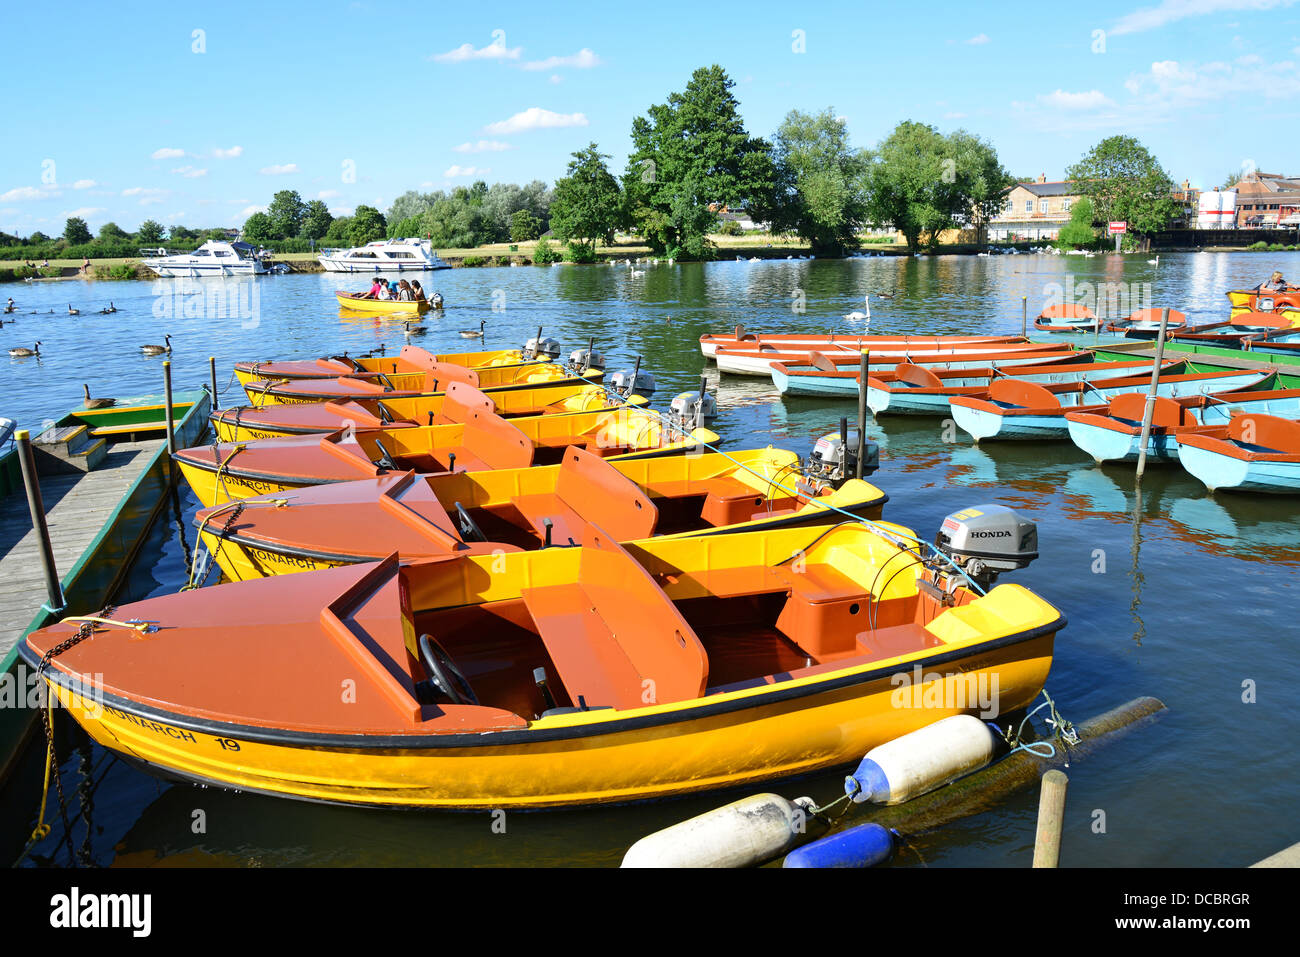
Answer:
[949,370,1276,441]
[211,380,637,442]
[1033,304,1103,333]
[242,361,588,406]
[335,291,431,315]
[1065,388,1300,465]
[1226,289,1300,323]
[770,348,1088,398]
[176,398,719,507]
[21,519,1062,808]
[1104,308,1188,339]
[1180,413,1300,493]
[715,340,1075,377]
[233,346,531,387]
[865,358,1179,416]
[699,325,1023,359]
[192,446,888,580]
[1170,312,1292,347]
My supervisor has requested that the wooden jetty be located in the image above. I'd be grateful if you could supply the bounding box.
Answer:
[0,387,210,785]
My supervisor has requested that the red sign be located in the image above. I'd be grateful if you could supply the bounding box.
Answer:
[1108,221,1128,234]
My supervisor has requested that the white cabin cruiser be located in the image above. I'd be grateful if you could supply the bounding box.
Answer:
[141,240,273,277]
[317,237,450,272]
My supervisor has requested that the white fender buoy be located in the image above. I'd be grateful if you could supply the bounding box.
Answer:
[844,714,999,805]
[621,793,813,868]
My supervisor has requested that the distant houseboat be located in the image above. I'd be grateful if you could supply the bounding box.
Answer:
[318,238,450,272]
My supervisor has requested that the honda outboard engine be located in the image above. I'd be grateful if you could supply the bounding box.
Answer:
[935,504,1039,587]
[523,336,561,361]
[798,417,879,493]
[568,339,605,372]
[611,356,656,397]
[669,376,717,427]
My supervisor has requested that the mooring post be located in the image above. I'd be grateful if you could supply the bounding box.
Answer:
[1134,308,1171,478]
[1032,769,1069,868]
[209,355,219,411]
[1021,296,1027,339]
[856,350,869,479]
[17,430,65,612]
[163,359,176,456]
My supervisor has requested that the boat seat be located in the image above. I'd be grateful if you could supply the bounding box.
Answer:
[510,447,659,545]
[439,382,497,424]
[429,412,533,473]
[775,563,875,659]
[698,476,770,527]
[521,527,707,710]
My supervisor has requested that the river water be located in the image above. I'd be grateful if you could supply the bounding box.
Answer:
[5,250,1299,867]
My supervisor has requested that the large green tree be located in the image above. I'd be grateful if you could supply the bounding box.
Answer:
[550,144,623,258]
[947,130,1015,244]
[301,200,334,240]
[768,108,869,256]
[240,212,275,242]
[63,217,92,245]
[348,205,387,246]
[267,189,307,239]
[136,219,165,244]
[97,221,129,241]
[1065,136,1178,244]
[1056,197,1097,249]
[623,65,775,260]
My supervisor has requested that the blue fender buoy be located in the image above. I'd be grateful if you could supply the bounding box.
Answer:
[784,823,895,868]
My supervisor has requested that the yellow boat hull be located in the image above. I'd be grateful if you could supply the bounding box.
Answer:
[1226,289,1300,325]
[335,292,431,315]
[242,362,577,405]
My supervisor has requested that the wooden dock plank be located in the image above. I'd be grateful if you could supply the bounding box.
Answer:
[0,440,162,659]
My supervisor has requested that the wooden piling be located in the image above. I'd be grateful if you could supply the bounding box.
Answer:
[856,350,869,479]
[209,356,219,411]
[1134,308,1172,478]
[163,360,176,456]
[15,430,65,613]
[1032,769,1069,868]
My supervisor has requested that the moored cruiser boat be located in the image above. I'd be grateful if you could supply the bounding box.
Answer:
[176,400,720,506]
[949,369,1276,441]
[22,513,1063,809]
[192,446,889,580]
[319,238,449,272]
[141,240,273,277]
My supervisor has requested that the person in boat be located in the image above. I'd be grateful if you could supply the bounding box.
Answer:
[1259,271,1291,292]
[377,280,394,301]
[397,279,414,301]
[359,277,383,300]
[410,280,426,301]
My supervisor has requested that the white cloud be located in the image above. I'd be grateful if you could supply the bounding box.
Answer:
[329,206,354,217]
[549,74,562,85]
[453,139,514,153]
[944,111,968,119]
[64,207,105,219]
[1112,0,1295,37]
[72,179,97,190]
[521,48,601,71]
[239,205,267,218]
[431,37,521,63]
[0,186,48,202]
[966,33,990,45]
[171,166,208,178]
[317,189,341,199]
[444,165,489,178]
[1037,89,1115,109]
[213,146,244,159]
[123,187,167,205]
[151,147,185,160]
[260,163,299,175]
[483,107,589,134]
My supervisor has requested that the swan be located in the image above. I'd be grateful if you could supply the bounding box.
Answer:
[1148,255,1160,266]
[141,334,173,356]
[459,320,486,339]
[9,341,41,357]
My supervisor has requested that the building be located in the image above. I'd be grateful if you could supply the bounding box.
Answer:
[987,175,1082,241]
[1234,171,1300,228]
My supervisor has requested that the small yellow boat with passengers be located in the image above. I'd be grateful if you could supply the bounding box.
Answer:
[22,508,1063,809]
[191,445,889,581]
[335,290,431,316]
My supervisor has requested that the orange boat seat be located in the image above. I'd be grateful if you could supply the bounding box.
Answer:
[510,447,659,546]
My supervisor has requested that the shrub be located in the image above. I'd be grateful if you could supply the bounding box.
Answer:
[565,241,598,264]
[1248,241,1269,250]
[532,237,561,265]
[460,255,488,267]
[717,220,743,236]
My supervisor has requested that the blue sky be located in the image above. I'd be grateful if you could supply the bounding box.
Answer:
[3,0,1296,236]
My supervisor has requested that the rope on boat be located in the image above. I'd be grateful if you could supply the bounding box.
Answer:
[992,690,1079,764]
[184,497,291,589]
[212,443,247,505]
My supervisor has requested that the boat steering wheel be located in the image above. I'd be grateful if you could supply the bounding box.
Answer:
[416,634,478,706]
[373,438,399,471]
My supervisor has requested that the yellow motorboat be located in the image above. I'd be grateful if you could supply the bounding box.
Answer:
[1226,289,1300,324]
[232,345,537,388]
[24,511,1062,809]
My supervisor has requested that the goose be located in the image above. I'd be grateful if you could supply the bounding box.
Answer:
[141,334,173,356]
[459,320,485,339]
[403,320,427,337]
[9,341,41,357]
[67,304,80,316]
[83,384,115,409]
[99,301,117,314]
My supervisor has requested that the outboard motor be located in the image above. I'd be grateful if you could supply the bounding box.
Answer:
[669,376,717,428]
[524,336,561,361]
[798,417,879,493]
[568,338,605,372]
[611,355,656,397]
[935,504,1038,587]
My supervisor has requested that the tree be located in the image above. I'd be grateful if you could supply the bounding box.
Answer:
[348,205,387,246]
[323,216,353,245]
[28,231,50,244]
[1065,136,1179,244]
[64,217,92,245]
[168,225,199,241]
[550,144,623,258]
[862,122,956,251]
[136,219,164,244]
[240,212,275,242]
[623,65,776,259]
[1221,172,1243,190]
[768,108,869,256]
[301,200,333,241]
[510,208,540,242]
[947,130,1015,245]
[267,189,306,239]
[1056,197,1097,249]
